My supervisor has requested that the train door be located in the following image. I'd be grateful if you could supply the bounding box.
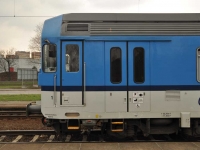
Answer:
[105,42,127,112]
[128,42,150,112]
[105,42,150,112]
[61,41,83,105]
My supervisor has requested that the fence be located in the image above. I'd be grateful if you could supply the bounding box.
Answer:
[17,68,38,87]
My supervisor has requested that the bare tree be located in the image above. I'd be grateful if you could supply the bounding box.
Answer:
[0,58,7,72]
[0,48,17,81]
[28,23,43,66]
[29,23,43,52]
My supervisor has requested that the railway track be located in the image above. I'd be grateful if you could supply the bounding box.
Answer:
[0,130,200,143]
[0,104,200,143]
[0,130,56,143]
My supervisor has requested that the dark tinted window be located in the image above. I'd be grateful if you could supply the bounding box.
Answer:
[110,47,122,83]
[42,44,56,72]
[66,45,79,72]
[134,47,144,83]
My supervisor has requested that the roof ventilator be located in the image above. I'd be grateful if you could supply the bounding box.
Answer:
[67,24,88,31]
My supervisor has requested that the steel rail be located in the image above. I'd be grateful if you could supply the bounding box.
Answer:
[0,130,55,135]
[0,115,43,118]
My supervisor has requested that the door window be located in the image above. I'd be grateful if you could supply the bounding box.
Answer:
[66,44,79,72]
[134,47,145,83]
[110,47,122,83]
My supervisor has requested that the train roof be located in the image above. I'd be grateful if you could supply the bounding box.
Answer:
[42,13,200,37]
[62,13,200,22]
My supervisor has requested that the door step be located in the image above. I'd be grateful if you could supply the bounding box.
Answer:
[111,119,124,132]
[67,119,80,130]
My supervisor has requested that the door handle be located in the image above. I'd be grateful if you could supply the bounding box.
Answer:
[129,98,132,103]
[124,98,127,103]
[54,74,57,106]
[83,62,86,105]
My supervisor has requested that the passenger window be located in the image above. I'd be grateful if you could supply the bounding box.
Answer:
[197,48,200,82]
[134,47,144,83]
[110,47,122,83]
[42,44,56,72]
[66,44,79,72]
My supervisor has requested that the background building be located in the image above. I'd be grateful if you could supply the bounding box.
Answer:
[6,55,19,59]
[15,51,30,58]
[31,52,41,59]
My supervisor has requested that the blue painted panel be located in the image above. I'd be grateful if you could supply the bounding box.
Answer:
[84,41,104,86]
[38,75,56,86]
[150,37,199,85]
[105,42,127,86]
[42,15,62,38]
[61,41,82,86]
[128,42,150,86]
[39,29,200,88]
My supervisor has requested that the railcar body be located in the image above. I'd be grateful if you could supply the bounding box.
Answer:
[39,13,200,137]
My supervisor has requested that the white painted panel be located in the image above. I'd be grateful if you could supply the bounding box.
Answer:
[41,90,200,119]
[41,91,105,113]
[41,108,200,119]
[105,91,127,112]
[41,91,60,107]
[82,92,105,112]
[151,91,200,112]
[181,112,190,128]
[62,92,82,105]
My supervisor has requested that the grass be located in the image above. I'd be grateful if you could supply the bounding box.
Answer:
[0,81,40,89]
[0,94,41,101]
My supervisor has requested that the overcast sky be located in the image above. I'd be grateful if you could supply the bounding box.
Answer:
[0,0,200,52]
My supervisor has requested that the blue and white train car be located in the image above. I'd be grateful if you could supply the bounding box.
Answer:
[38,13,200,137]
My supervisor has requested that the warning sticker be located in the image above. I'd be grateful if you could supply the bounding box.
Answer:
[136,104,140,108]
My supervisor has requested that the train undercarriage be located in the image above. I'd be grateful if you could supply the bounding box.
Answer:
[42,118,200,140]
